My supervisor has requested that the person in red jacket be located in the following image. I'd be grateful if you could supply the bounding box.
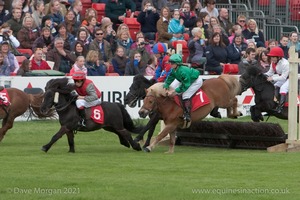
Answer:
[72,71,102,126]
[30,48,51,70]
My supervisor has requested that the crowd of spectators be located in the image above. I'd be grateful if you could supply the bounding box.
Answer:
[0,0,297,76]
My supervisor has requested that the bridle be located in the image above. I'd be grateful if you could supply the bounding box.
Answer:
[240,74,268,93]
[52,90,77,112]
[142,94,158,113]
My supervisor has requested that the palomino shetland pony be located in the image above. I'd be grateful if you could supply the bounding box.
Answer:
[139,74,241,153]
[0,87,52,142]
[239,65,289,122]
[40,78,143,153]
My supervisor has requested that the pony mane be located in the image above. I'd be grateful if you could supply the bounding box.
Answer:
[133,75,156,87]
[218,74,241,97]
[147,83,167,97]
[46,78,74,93]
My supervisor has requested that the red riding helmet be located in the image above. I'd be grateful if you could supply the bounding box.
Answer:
[267,47,284,57]
[72,71,86,80]
[152,42,167,54]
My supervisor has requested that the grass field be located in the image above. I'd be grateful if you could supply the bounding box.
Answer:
[0,117,299,200]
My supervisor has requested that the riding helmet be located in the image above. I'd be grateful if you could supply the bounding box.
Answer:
[72,71,86,80]
[152,42,167,54]
[169,54,183,64]
[267,47,284,57]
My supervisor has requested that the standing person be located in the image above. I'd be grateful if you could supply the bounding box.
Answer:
[30,48,51,70]
[163,53,203,122]
[156,6,172,47]
[218,8,233,36]
[72,71,102,126]
[137,0,159,42]
[168,9,185,42]
[46,37,76,73]
[265,47,289,114]
[6,8,23,36]
[200,0,218,18]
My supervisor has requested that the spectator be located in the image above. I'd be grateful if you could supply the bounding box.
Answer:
[199,11,210,30]
[180,1,197,35]
[194,17,208,42]
[46,37,76,73]
[30,48,51,70]
[116,23,132,40]
[288,31,300,53]
[84,16,97,40]
[125,51,147,75]
[156,6,172,46]
[267,39,277,51]
[71,40,87,57]
[212,24,229,46]
[17,16,40,49]
[81,8,98,27]
[86,50,106,76]
[242,19,265,48]
[89,27,113,70]
[22,0,32,13]
[227,33,247,64]
[228,24,246,44]
[70,56,87,75]
[168,9,185,41]
[247,40,257,51]
[144,54,157,76]
[0,0,9,26]
[279,35,289,59]
[137,0,160,42]
[188,27,206,66]
[133,0,143,11]
[115,29,133,57]
[102,21,117,54]
[205,32,228,74]
[112,46,129,75]
[41,15,57,36]
[55,23,75,50]
[45,0,64,28]
[74,27,91,50]
[166,0,180,12]
[62,9,80,37]
[32,0,45,29]
[0,51,12,75]
[6,8,23,36]
[32,26,54,54]
[17,58,30,76]
[105,0,136,29]
[0,41,19,73]
[151,0,167,13]
[218,8,233,36]
[257,49,270,73]
[236,14,247,31]
[129,36,151,65]
[238,47,257,75]
[0,23,20,53]
[130,32,153,55]
[200,0,218,18]
[69,0,82,24]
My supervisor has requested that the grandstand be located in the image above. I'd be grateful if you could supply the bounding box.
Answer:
[216,0,299,40]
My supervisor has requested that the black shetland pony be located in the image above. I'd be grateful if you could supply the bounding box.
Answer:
[40,78,142,152]
[124,75,158,148]
[239,65,288,122]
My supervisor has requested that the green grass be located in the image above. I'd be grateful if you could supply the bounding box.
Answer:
[0,117,298,200]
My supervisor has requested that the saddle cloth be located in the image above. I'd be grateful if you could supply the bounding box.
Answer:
[0,88,10,106]
[174,89,210,112]
[90,105,104,124]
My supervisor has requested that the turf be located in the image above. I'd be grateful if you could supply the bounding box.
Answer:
[0,117,298,200]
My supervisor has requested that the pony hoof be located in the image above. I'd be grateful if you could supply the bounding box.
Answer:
[68,150,75,153]
[41,146,48,153]
[143,147,151,153]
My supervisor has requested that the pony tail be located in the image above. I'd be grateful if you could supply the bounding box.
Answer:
[117,103,144,134]
[28,93,56,118]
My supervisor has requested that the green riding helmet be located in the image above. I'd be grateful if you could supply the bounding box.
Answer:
[169,54,183,64]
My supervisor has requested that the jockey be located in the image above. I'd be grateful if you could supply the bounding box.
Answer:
[153,42,172,82]
[265,47,289,114]
[163,54,203,122]
[72,71,102,126]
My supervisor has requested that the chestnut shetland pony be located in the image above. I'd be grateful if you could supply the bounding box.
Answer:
[0,88,53,142]
[138,74,241,153]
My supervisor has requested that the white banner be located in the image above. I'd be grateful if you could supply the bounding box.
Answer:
[1,76,255,120]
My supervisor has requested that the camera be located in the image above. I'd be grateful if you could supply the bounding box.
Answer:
[182,8,187,12]
[147,6,153,10]
[140,41,149,45]
[2,29,9,33]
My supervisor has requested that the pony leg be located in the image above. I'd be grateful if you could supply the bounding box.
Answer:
[118,129,141,151]
[145,125,176,152]
[65,131,75,153]
[0,116,15,142]
[166,131,176,154]
[41,126,68,152]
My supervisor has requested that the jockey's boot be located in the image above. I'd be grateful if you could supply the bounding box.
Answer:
[210,107,221,118]
[182,99,191,122]
[78,109,86,127]
[274,86,280,103]
[275,95,286,114]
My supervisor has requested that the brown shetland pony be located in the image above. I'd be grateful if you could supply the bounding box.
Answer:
[0,88,54,142]
[138,74,241,153]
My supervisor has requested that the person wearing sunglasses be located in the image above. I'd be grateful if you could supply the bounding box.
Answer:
[236,14,247,31]
[200,0,218,18]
